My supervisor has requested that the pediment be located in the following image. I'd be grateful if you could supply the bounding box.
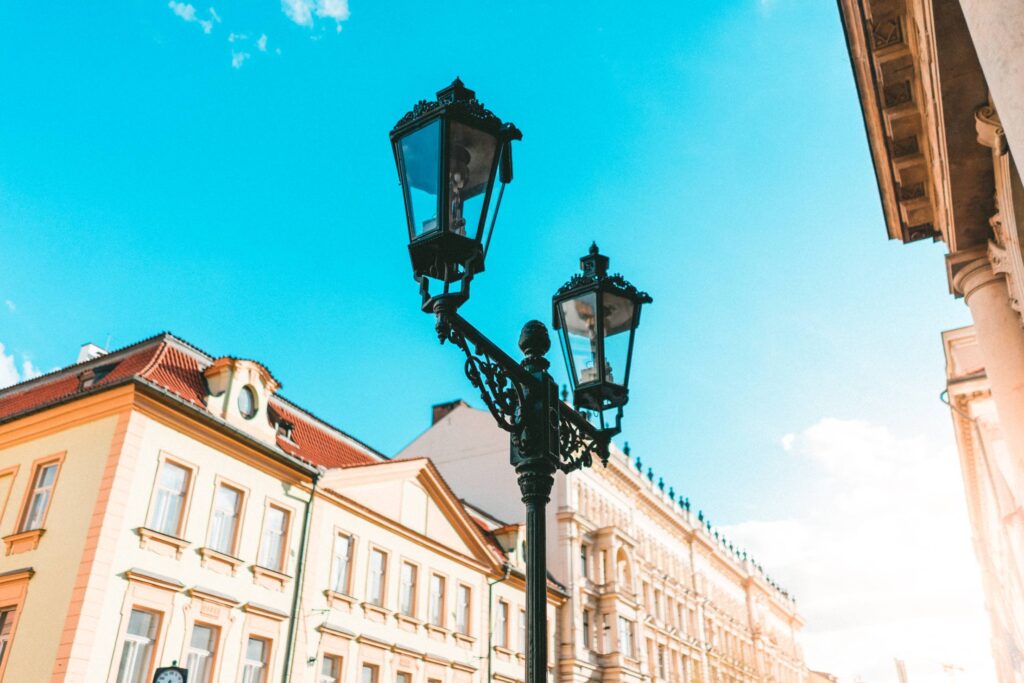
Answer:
[322,459,499,569]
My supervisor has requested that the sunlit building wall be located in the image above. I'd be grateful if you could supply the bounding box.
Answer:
[837,0,1024,679]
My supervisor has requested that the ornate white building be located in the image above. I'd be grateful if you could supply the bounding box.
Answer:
[398,401,808,683]
[837,0,1024,679]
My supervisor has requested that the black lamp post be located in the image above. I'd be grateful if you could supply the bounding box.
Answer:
[391,80,651,683]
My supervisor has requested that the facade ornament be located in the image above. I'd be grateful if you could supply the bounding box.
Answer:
[976,105,1024,326]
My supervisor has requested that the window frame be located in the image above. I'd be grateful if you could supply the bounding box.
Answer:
[495,599,509,648]
[184,621,220,683]
[205,478,248,558]
[115,607,163,683]
[143,453,196,539]
[16,454,65,533]
[361,663,379,683]
[0,465,20,528]
[242,634,271,683]
[256,500,293,573]
[428,572,447,628]
[397,559,419,618]
[319,653,343,683]
[455,582,472,635]
[366,546,390,608]
[330,530,356,596]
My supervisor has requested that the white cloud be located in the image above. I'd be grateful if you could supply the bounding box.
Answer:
[168,2,217,34]
[228,32,248,43]
[281,0,349,32]
[725,418,996,683]
[0,343,41,389]
[231,51,250,69]
[3,300,14,314]
[257,34,268,52]
[281,0,314,26]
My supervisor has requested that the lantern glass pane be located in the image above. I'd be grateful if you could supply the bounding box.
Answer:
[446,121,497,240]
[559,292,600,386]
[600,292,636,387]
[399,120,441,237]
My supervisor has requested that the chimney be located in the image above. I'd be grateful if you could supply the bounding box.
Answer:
[77,343,107,364]
[432,399,467,424]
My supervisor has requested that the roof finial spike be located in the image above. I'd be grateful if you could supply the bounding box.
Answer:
[589,241,600,255]
[453,75,463,87]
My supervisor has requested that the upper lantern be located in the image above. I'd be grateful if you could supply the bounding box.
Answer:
[552,244,653,415]
[391,79,522,285]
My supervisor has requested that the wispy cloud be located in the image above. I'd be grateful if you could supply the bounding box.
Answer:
[168,2,218,34]
[725,418,995,683]
[228,32,248,43]
[0,343,42,389]
[257,34,268,52]
[3,300,14,314]
[231,51,250,69]
[281,0,350,32]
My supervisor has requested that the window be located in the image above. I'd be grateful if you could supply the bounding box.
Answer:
[495,600,509,648]
[367,549,388,606]
[657,645,666,679]
[208,484,242,555]
[456,584,471,635]
[581,609,592,650]
[258,505,289,571]
[115,608,160,683]
[0,608,14,667]
[396,672,411,683]
[148,461,190,537]
[185,623,218,683]
[331,534,353,594]
[361,664,378,683]
[399,562,417,616]
[428,574,445,626]
[617,617,634,658]
[580,543,589,578]
[19,461,60,532]
[518,609,526,652]
[242,636,269,683]
[320,655,342,683]
[238,385,258,419]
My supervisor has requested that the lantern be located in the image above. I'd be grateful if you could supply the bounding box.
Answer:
[553,244,652,415]
[390,79,521,286]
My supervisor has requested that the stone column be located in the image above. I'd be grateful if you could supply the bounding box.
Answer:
[959,0,1024,180]
[953,255,1024,468]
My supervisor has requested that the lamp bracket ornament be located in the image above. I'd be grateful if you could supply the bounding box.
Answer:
[435,307,528,435]
[433,305,616,470]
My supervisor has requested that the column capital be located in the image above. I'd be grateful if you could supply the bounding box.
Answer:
[948,248,1006,299]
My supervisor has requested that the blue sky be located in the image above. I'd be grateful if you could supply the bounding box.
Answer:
[0,2,990,680]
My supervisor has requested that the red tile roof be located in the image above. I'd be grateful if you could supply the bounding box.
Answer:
[0,333,383,471]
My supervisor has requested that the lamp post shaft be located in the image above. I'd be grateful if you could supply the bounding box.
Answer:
[518,464,553,683]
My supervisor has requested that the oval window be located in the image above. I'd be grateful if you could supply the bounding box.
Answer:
[238,385,258,419]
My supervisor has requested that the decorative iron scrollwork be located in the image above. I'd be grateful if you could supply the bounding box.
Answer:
[437,314,526,435]
[557,408,609,473]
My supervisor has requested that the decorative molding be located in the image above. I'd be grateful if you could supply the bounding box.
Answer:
[2,529,43,556]
[137,527,189,560]
[976,106,1007,154]
[250,564,291,592]
[198,546,244,576]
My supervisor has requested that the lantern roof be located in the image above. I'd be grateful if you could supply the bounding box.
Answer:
[554,243,653,306]
[390,78,521,141]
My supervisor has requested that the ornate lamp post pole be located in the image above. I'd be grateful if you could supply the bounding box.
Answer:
[390,80,652,683]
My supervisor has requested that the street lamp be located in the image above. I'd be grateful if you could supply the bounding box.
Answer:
[390,80,652,683]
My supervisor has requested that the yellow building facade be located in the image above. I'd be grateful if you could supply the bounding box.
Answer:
[0,333,559,683]
[837,0,1024,680]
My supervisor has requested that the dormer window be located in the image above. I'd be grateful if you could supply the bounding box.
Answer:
[276,419,295,441]
[237,385,258,419]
